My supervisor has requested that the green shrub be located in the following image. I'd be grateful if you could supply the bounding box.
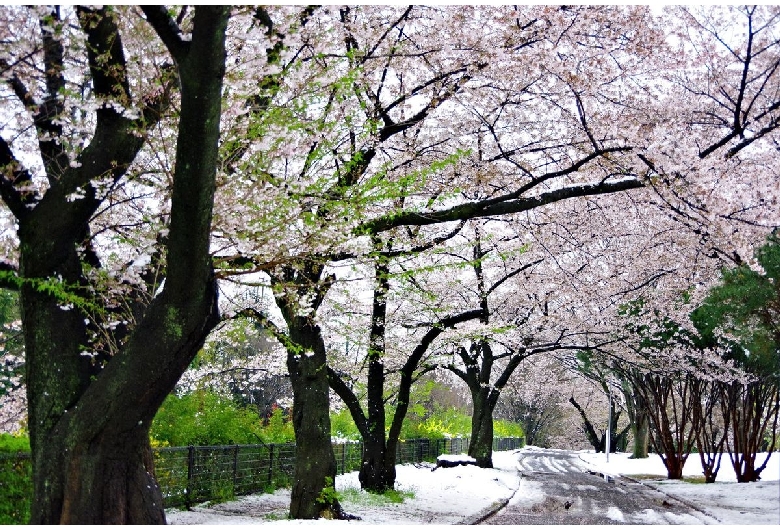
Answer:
[259,405,295,444]
[150,389,296,447]
[151,389,266,446]
[0,433,32,524]
[0,433,29,453]
[494,418,525,438]
[330,408,361,441]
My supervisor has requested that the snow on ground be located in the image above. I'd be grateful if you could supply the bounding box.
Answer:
[167,448,780,526]
[577,449,780,525]
[167,451,521,525]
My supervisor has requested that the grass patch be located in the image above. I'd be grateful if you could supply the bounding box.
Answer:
[681,476,708,484]
[340,486,415,507]
[626,474,667,481]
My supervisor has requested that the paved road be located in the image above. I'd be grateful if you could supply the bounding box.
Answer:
[480,448,716,525]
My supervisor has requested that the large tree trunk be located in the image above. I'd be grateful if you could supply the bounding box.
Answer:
[270,260,345,520]
[358,257,395,492]
[357,352,396,493]
[359,434,396,493]
[622,377,650,459]
[286,321,343,519]
[55,430,165,524]
[469,389,495,468]
[18,7,229,523]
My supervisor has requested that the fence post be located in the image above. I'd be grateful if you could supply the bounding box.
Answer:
[232,445,239,494]
[341,443,346,474]
[268,444,274,487]
[186,445,195,509]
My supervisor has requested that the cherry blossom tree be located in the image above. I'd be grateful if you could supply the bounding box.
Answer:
[0,5,229,523]
[221,5,666,514]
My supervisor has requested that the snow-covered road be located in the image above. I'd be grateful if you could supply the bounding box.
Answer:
[483,447,715,524]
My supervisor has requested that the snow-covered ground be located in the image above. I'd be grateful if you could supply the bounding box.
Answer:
[167,448,780,525]
[578,449,780,525]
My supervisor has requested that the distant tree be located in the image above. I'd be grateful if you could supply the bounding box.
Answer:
[692,233,780,482]
[0,289,24,433]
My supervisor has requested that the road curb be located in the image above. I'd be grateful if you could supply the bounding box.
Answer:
[625,475,722,524]
[460,450,524,525]
[458,496,512,525]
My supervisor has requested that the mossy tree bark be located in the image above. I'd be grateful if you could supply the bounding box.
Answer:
[267,262,345,519]
[1,6,229,523]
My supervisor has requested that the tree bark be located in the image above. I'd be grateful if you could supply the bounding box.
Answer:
[270,264,345,519]
[621,376,650,459]
[469,389,495,468]
[17,7,229,523]
[286,331,342,518]
[631,412,650,459]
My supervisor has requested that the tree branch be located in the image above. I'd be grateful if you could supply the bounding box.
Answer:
[140,5,190,61]
[358,177,644,234]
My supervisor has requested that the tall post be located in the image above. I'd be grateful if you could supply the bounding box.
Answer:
[605,394,612,462]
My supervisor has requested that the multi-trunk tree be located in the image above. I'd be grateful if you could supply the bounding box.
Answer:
[0,6,230,523]
[325,227,487,492]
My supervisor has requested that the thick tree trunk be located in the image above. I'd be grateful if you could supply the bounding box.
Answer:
[359,435,396,493]
[19,7,229,523]
[57,430,165,523]
[358,355,397,492]
[286,319,343,519]
[359,257,395,492]
[468,392,495,468]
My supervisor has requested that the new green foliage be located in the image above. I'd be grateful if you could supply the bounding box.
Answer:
[150,390,295,447]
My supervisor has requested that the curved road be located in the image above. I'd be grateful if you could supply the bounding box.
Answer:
[480,448,717,525]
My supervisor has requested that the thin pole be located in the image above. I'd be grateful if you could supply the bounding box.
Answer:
[606,395,612,463]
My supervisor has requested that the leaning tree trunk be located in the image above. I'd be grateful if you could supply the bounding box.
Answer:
[19,7,229,523]
[569,396,605,452]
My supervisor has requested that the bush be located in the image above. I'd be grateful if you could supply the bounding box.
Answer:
[0,433,32,524]
[494,418,525,438]
[150,389,296,447]
[259,405,295,444]
[151,389,266,446]
[330,408,361,441]
[0,433,29,453]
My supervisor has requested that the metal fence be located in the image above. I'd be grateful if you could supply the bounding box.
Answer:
[154,436,524,509]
